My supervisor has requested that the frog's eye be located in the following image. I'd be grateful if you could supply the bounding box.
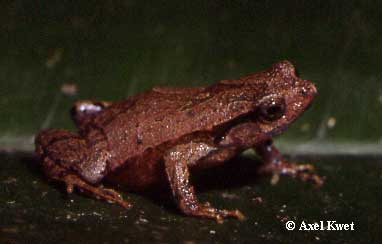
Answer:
[259,96,285,121]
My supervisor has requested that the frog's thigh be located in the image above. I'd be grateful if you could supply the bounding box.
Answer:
[163,142,244,222]
[42,157,131,209]
[71,100,112,127]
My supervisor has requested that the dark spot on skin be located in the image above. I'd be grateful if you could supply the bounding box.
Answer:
[186,110,195,117]
[136,136,143,144]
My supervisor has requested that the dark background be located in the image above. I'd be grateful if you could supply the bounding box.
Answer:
[1,1,381,243]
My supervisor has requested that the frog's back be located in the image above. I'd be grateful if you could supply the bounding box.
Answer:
[90,85,260,169]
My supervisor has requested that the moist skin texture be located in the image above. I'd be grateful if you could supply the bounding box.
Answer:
[35,60,322,223]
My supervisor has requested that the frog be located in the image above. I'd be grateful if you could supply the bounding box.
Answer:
[35,60,322,223]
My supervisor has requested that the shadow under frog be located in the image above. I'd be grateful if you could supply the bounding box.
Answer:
[35,60,322,223]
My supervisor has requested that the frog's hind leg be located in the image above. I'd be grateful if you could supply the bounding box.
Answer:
[254,139,323,186]
[71,100,112,129]
[43,159,131,209]
[163,143,245,223]
[61,174,132,209]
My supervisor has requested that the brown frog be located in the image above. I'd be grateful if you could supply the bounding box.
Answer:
[35,60,322,223]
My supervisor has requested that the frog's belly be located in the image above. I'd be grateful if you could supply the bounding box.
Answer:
[105,152,166,191]
[105,146,243,191]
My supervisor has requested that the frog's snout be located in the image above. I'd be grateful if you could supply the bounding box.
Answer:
[309,83,317,95]
[299,81,317,98]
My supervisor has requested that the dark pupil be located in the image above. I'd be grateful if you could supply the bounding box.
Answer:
[267,105,282,117]
[262,104,284,121]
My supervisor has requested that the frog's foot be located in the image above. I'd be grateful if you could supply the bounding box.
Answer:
[164,143,246,223]
[258,161,324,186]
[62,174,132,209]
[255,140,323,186]
[182,202,245,224]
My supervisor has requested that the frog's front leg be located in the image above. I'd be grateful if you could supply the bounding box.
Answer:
[254,139,323,186]
[163,142,245,223]
[220,122,323,185]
